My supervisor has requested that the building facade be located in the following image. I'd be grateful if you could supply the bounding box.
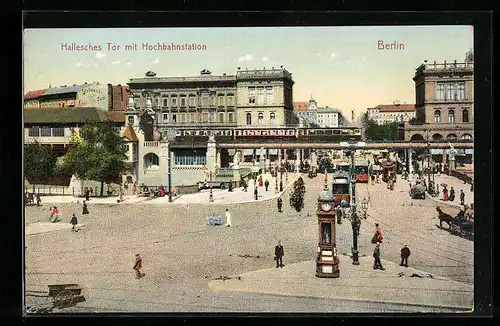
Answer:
[366,102,416,125]
[293,97,318,125]
[316,107,344,128]
[402,52,474,142]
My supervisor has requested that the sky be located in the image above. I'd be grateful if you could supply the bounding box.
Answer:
[23,26,473,119]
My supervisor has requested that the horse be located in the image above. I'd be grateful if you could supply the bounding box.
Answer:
[436,206,455,229]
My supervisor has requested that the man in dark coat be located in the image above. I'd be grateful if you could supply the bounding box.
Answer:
[133,254,143,279]
[254,187,258,200]
[274,241,284,268]
[460,189,465,206]
[373,242,385,270]
[84,188,90,201]
[449,187,455,201]
[279,180,283,192]
[400,244,411,267]
[70,214,78,232]
[277,197,283,212]
[36,193,41,207]
[264,179,270,191]
[82,201,89,215]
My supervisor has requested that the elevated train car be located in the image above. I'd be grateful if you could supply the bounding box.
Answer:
[355,160,369,183]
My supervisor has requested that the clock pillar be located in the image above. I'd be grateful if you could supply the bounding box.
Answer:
[316,188,340,278]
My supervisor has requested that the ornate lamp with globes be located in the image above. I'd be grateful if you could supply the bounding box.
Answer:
[316,183,340,278]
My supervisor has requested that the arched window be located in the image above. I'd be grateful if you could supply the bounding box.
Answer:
[432,133,443,140]
[434,110,441,123]
[246,112,252,125]
[460,133,473,141]
[447,133,458,140]
[128,115,134,126]
[462,109,470,122]
[143,153,159,170]
[448,109,455,123]
[270,112,276,125]
[410,134,424,141]
[258,112,264,125]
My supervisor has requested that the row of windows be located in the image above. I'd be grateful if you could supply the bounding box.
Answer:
[161,112,235,124]
[433,108,470,123]
[174,150,207,166]
[28,126,65,137]
[436,82,466,101]
[248,87,275,104]
[154,95,235,108]
[245,112,277,125]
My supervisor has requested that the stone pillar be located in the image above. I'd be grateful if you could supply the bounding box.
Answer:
[311,151,318,168]
[206,137,217,180]
[216,149,221,168]
[159,141,170,186]
[408,150,414,175]
[295,149,300,173]
[442,151,447,173]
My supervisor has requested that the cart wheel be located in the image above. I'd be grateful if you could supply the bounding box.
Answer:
[54,290,74,309]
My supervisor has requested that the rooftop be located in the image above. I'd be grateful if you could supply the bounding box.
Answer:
[24,89,48,100]
[121,125,139,142]
[293,102,310,111]
[42,83,94,96]
[317,107,343,114]
[24,107,108,124]
[415,60,474,75]
[375,104,416,112]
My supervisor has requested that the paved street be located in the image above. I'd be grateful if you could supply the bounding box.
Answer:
[24,173,473,313]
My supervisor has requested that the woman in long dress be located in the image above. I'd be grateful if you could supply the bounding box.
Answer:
[82,201,89,214]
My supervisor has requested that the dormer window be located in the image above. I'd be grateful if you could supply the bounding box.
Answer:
[128,116,134,126]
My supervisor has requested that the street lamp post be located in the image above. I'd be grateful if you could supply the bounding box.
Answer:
[351,197,369,265]
[209,171,213,202]
[427,142,431,191]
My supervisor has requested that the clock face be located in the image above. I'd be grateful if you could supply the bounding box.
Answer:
[321,202,332,211]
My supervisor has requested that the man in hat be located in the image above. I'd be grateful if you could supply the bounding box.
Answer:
[70,214,78,232]
[264,179,270,191]
[133,254,143,279]
[373,242,385,270]
[400,244,411,267]
[460,189,465,206]
[274,241,284,268]
[254,187,258,200]
[277,196,283,212]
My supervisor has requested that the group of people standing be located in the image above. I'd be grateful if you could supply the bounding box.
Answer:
[371,223,411,270]
[442,186,467,206]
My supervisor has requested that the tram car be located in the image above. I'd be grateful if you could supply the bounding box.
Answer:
[335,162,351,174]
[381,161,396,183]
[355,160,369,183]
[331,170,351,207]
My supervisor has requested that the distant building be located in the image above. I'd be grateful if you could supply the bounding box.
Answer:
[23,82,108,111]
[367,102,416,125]
[108,84,131,111]
[316,106,344,128]
[293,96,318,125]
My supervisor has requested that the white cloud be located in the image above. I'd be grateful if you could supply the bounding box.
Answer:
[153,57,160,64]
[75,62,83,68]
[95,52,106,60]
[316,53,324,59]
[125,61,132,66]
[93,63,99,67]
[112,60,121,65]
[330,52,337,58]
[238,54,253,62]
[262,56,269,62]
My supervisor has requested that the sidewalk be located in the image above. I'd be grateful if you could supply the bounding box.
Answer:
[208,256,473,310]
[35,174,301,206]
[25,222,86,236]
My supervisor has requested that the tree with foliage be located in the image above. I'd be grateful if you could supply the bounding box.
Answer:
[24,141,58,190]
[361,112,399,141]
[289,176,306,212]
[61,121,127,197]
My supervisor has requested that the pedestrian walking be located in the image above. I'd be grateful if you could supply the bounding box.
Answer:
[274,241,284,268]
[82,201,89,215]
[49,206,60,223]
[400,244,411,267]
[277,197,283,212]
[371,174,375,185]
[443,186,449,201]
[264,179,269,191]
[254,187,258,200]
[36,193,41,207]
[336,205,343,224]
[371,223,383,243]
[373,242,385,270]
[460,189,465,206]
[225,208,232,227]
[279,180,283,192]
[449,187,455,202]
[84,187,90,201]
[70,214,78,232]
[133,254,143,279]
